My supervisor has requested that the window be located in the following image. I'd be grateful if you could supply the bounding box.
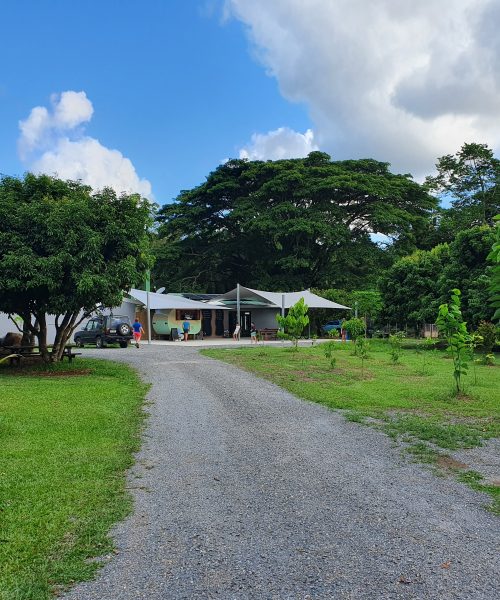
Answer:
[176,310,200,320]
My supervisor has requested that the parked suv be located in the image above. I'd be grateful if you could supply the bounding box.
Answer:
[74,315,133,348]
[321,319,343,334]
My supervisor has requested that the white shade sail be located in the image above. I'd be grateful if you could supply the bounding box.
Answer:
[128,289,228,311]
[211,286,350,310]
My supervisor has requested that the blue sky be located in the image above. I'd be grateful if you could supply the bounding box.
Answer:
[2,1,499,205]
[1,0,310,203]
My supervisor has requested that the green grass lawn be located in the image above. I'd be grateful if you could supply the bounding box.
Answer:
[0,359,148,599]
[202,340,500,511]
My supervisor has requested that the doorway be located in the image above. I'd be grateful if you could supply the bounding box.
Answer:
[229,311,252,337]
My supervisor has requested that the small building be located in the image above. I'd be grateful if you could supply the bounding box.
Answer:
[126,289,228,339]
[125,285,350,339]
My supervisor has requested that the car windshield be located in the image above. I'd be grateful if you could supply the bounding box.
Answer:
[108,316,130,327]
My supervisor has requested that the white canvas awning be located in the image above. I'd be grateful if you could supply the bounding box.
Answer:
[211,286,350,310]
[128,289,228,311]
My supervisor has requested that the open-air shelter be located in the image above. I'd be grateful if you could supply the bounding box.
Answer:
[210,285,350,337]
[124,285,350,342]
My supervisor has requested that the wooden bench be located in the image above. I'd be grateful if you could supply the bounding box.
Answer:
[259,328,279,341]
[2,345,81,365]
[62,347,82,362]
[4,351,41,366]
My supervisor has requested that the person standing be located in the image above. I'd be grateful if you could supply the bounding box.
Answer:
[132,319,144,348]
[233,323,241,341]
[182,318,190,341]
[250,322,258,344]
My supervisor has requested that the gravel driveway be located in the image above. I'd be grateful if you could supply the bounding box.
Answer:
[64,345,499,599]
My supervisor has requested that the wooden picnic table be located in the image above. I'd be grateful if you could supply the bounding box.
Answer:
[1,345,81,366]
[259,328,279,341]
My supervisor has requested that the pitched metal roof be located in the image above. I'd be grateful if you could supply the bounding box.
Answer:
[211,286,350,310]
[127,289,228,310]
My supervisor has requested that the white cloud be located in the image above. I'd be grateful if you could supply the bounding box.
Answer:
[239,127,317,160]
[18,91,152,197]
[225,0,500,176]
[52,90,93,129]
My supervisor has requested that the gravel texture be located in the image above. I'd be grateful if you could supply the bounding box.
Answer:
[64,345,499,599]
[450,438,500,486]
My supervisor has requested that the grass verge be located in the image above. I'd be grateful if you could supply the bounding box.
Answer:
[202,341,500,511]
[0,359,148,599]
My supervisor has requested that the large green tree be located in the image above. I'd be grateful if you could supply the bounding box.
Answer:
[425,142,500,227]
[380,226,494,330]
[488,215,500,322]
[379,244,450,329]
[0,174,154,361]
[154,152,436,292]
[438,226,495,328]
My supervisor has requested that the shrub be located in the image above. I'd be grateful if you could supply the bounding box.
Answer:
[323,341,337,368]
[436,289,470,394]
[388,331,405,364]
[343,318,365,355]
[476,321,497,355]
[276,297,310,351]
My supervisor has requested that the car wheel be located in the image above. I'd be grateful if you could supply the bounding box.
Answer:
[119,341,128,348]
[75,338,84,348]
[95,336,103,349]
[117,323,132,336]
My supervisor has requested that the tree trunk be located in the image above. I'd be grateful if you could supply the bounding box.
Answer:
[35,313,51,363]
[51,312,81,361]
[21,312,34,346]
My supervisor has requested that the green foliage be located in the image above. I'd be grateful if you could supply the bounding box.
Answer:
[323,340,337,368]
[153,153,436,292]
[356,337,370,376]
[415,337,438,375]
[438,226,495,327]
[475,321,497,354]
[379,244,449,328]
[388,331,405,364]
[310,288,382,333]
[328,328,340,339]
[487,214,500,322]
[276,297,310,351]
[425,142,500,226]
[466,333,483,385]
[380,226,494,329]
[342,318,366,351]
[436,289,470,394]
[0,174,154,361]
[484,353,495,366]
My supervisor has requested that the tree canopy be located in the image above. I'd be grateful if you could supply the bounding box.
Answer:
[154,152,437,292]
[0,174,154,360]
[426,142,500,227]
[380,226,495,329]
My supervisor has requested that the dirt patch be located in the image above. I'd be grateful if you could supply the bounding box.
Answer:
[437,455,469,471]
[4,368,93,378]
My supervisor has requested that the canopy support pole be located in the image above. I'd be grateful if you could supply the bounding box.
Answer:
[146,270,151,345]
[236,283,241,336]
